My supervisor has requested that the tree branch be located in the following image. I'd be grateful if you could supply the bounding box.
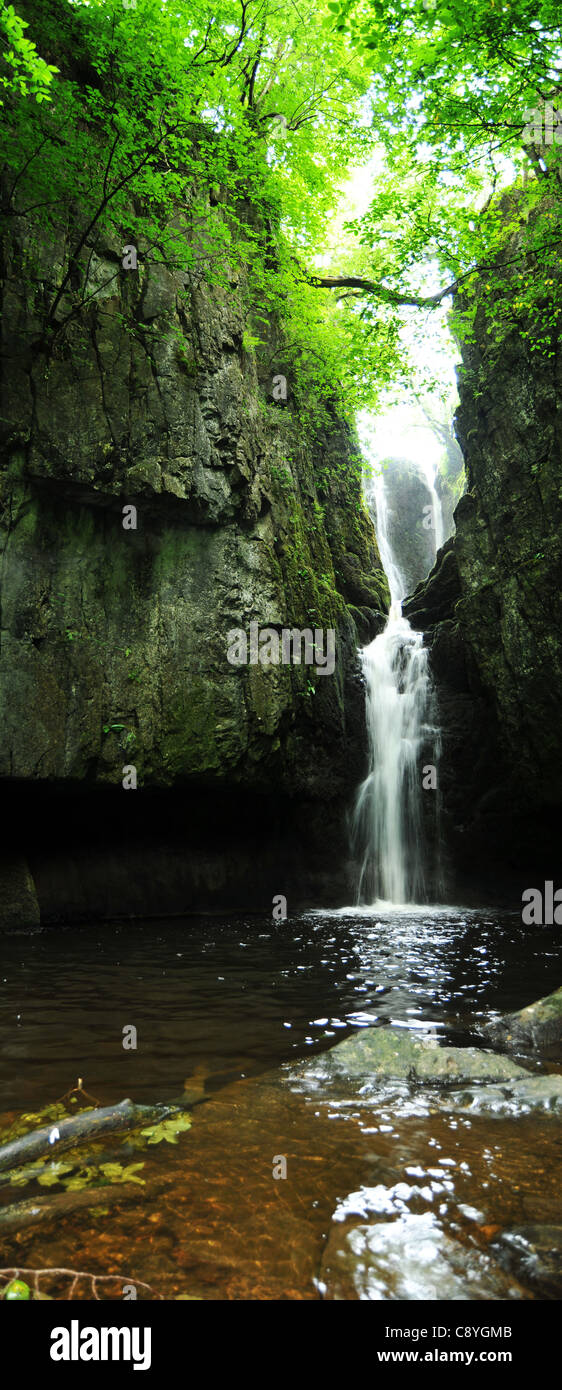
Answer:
[306,273,458,307]
[305,229,562,309]
[44,112,184,334]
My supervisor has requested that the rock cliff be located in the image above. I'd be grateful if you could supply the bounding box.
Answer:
[376,456,436,594]
[405,263,562,897]
[0,204,388,922]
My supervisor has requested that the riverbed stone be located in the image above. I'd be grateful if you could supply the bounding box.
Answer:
[320,1211,529,1301]
[484,985,562,1051]
[287,1026,562,1119]
[292,1025,529,1086]
[491,1224,562,1298]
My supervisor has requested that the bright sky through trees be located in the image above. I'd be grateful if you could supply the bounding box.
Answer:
[1,0,561,434]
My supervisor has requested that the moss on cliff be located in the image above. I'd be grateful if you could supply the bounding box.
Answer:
[0,200,388,802]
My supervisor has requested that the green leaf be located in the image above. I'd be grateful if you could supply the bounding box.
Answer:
[37,1162,74,1187]
[4,1279,31,1301]
[139,1112,192,1145]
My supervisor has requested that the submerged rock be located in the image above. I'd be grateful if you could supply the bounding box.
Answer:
[293,1025,528,1086]
[491,1224,562,1299]
[320,1211,528,1301]
[484,985,562,1052]
[451,1074,562,1117]
[288,1025,562,1117]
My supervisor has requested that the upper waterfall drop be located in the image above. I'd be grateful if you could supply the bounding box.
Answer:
[353,462,443,906]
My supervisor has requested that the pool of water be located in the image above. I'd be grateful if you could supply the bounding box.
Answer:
[1,908,561,1300]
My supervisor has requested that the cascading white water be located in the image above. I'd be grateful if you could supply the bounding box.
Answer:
[353,465,442,905]
[420,458,445,554]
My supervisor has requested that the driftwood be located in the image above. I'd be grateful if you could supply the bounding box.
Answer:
[0,1098,179,1174]
[0,1182,143,1235]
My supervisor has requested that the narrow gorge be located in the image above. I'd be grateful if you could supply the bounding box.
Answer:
[1,0,561,1323]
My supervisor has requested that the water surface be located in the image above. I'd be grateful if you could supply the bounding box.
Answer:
[1,908,560,1299]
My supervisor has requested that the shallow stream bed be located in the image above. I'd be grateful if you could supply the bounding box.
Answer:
[1,908,561,1299]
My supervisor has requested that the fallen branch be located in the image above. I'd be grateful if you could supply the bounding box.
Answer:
[0,1182,141,1235]
[57,1077,100,1107]
[0,1098,179,1174]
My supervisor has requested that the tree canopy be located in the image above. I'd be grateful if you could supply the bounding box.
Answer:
[2,0,562,416]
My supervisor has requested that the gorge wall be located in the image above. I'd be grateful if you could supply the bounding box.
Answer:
[375,456,437,595]
[3,37,561,927]
[405,273,562,901]
[0,203,388,924]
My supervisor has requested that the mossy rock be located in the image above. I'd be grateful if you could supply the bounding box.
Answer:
[485,985,562,1051]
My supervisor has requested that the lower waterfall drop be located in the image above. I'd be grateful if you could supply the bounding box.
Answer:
[353,465,442,905]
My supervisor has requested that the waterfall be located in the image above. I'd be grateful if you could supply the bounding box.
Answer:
[353,464,442,905]
[420,458,445,554]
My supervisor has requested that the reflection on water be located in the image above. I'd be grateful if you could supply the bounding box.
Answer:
[1,908,559,1109]
[0,909,561,1299]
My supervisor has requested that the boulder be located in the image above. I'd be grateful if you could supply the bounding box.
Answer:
[291,1025,528,1087]
[484,985,562,1051]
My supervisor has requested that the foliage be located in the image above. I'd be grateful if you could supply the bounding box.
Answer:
[0,1097,191,1196]
[2,0,562,426]
[1,0,379,417]
[139,1112,192,1146]
[0,1100,75,1146]
[325,0,562,357]
[0,3,58,106]
[3,1277,31,1299]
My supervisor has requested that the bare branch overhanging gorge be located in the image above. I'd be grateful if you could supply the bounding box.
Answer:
[305,225,562,309]
[306,272,459,307]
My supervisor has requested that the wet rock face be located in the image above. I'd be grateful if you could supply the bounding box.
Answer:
[436,434,465,542]
[0,211,388,914]
[377,456,436,594]
[403,539,461,631]
[403,543,507,898]
[453,310,562,815]
[403,283,562,895]
[0,855,40,933]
